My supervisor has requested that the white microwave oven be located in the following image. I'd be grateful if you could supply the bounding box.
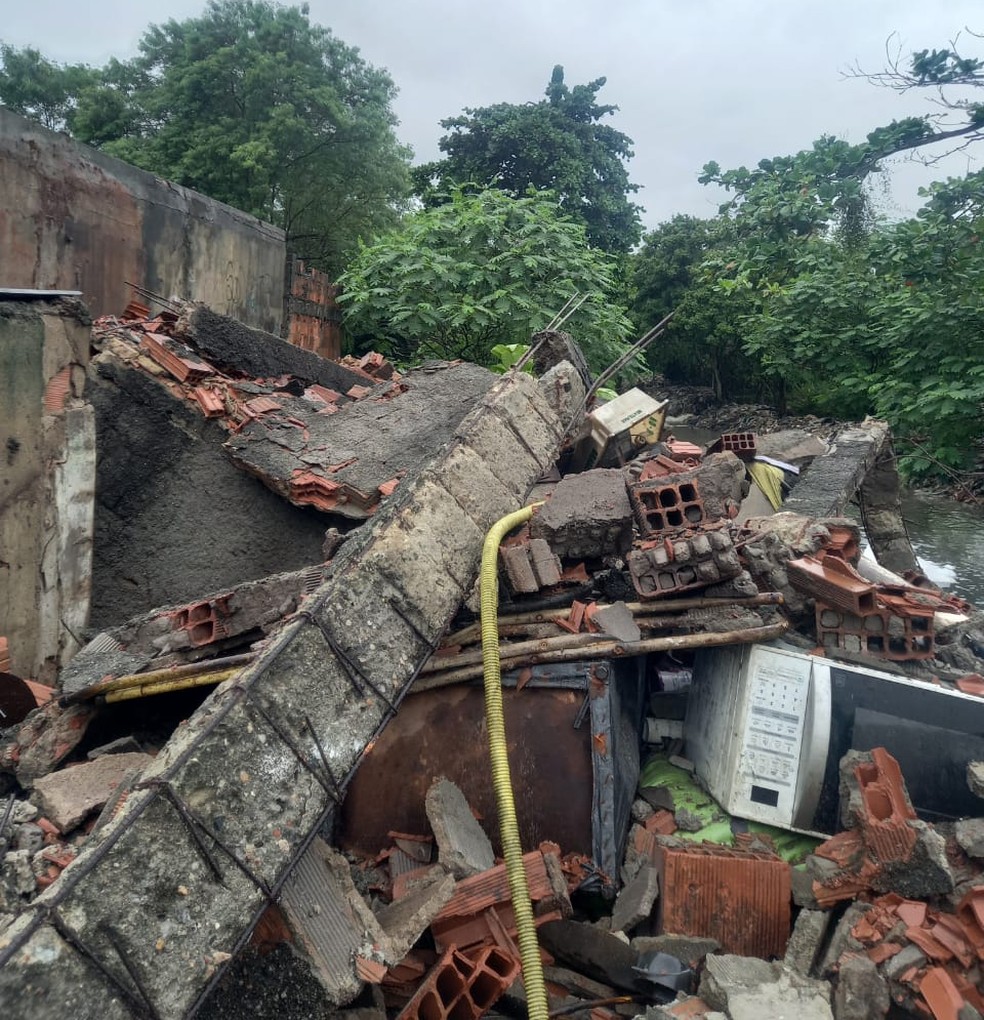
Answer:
[684,643,984,836]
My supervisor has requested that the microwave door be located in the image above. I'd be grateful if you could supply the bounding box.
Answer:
[792,659,833,834]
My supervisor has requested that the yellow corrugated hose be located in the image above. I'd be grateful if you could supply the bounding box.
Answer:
[480,503,548,1020]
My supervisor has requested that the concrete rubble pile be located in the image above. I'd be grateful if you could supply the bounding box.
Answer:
[5,300,984,1020]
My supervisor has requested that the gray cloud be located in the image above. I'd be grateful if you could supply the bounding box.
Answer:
[3,0,981,230]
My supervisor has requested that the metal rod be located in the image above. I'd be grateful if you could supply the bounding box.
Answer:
[412,620,789,691]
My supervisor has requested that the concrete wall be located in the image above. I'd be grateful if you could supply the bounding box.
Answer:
[0,108,287,334]
[0,300,95,682]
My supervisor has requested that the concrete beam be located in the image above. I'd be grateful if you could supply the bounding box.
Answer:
[0,370,564,1020]
[781,420,918,574]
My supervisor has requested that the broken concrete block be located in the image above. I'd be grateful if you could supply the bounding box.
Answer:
[631,933,719,969]
[701,956,833,1020]
[969,762,984,801]
[530,468,633,560]
[424,777,494,879]
[373,869,456,961]
[0,703,95,788]
[785,909,832,976]
[956,818,984,859]
[537,358,588,436]
[280,838,383,1005]
[833,954,888,1020]
[819,903,872,978]
[610,865,659,935]
[32,752,153,832]
[538,919,640,991]
[728,969,833,1020]
[699,955,781,1012]
[880,942,927,982]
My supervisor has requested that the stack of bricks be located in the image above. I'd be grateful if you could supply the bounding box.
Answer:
[395,946,520,1020]
[626,526,742,599]
[788,553,936,661]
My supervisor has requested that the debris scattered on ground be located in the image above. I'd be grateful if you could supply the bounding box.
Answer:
[6,296,984,1020]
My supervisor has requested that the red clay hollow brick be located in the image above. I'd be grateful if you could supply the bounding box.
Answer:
[395,945,520,1020]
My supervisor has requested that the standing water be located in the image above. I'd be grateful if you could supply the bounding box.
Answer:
[900,490,984,606]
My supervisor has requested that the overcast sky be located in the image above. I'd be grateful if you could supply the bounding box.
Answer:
[4,1,982,230]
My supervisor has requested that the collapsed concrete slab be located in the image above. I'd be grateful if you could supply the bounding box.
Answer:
[174,303,368,394]
[87,346,330,628]
[0,369,564,1020]
[223,362,496,519]
[782,420,917,574]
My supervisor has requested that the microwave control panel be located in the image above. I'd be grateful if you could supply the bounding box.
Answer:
[733,650,812,822]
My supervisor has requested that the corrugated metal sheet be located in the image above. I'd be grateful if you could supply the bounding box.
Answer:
[656,842,791,958]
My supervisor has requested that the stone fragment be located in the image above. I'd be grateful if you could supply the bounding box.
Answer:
[610,865,659,935]
[0,703,95,788]
[31,752,153,832]
[819,903,872,978]
[630,798,655,824]
[631,933,719,969]
[833,954,888,1020]
[881,943,927,981]
[86,736,144,760]
[784,909,832,976]
[701,956,833,1020]
[12,825,43,855]
[969,762,984,801]
[956,818,984,859]
[425,777,494,879]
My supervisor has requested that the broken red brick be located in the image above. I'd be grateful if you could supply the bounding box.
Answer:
[43,366,73,414]
[395,945,520,1020]
[956,674,984,698]
[919,966,965,1020]
[906,926,955,963]
[644,809,678,836]
[788,554,876,615]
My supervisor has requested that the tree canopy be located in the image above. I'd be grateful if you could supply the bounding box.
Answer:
[413,67,643,254]
[0,1,412,274]
[338,186,635,374]
[626,35,984,477]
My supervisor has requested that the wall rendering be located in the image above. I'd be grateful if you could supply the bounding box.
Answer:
[0,107,287,333]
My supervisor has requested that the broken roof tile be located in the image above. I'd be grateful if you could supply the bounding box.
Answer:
[140,334,215,383]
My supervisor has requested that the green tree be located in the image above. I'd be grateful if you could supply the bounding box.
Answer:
[338,187,636,374]
[630,216,764,401]
[0,44,97,130]
[0,1,412,274]
[414,66,642,254]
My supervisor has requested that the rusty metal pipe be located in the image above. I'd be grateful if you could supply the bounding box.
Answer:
[59,653,255,705]
[413,619,789,691]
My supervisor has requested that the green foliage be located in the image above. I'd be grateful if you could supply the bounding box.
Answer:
[414,66,642,254]
[0,2,412,274]
[0,44,98,130]
[629,216,766,401]
[338,187,636,374]
[489,343,534,374]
